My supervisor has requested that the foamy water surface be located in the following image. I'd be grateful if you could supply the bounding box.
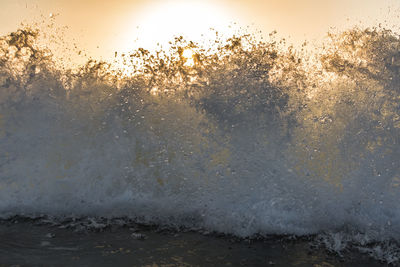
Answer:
[0,25,399,263]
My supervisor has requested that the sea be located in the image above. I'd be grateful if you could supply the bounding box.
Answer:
[0,24,399,265]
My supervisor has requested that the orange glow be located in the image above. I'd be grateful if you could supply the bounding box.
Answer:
[0,0,399,63]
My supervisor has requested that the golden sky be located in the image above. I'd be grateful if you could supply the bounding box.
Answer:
[1,0,399,61]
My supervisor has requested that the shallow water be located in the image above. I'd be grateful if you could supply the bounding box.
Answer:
[0,219,383,267]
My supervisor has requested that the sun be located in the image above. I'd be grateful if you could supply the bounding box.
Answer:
[126,0,236,51]
[181,48,195,67]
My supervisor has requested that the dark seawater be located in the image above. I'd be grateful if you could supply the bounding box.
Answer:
[0,217,384,266]
[0,25,399,264]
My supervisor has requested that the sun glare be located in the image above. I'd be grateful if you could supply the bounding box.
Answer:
[126,1,235,51]
[182,48,195,67]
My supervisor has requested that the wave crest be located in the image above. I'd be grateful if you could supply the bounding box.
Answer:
[0,25,399,262]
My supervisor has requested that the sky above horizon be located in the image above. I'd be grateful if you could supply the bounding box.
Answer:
[1,0,399,61]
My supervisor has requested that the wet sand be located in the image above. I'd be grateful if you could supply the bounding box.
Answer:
[0,219,384,267]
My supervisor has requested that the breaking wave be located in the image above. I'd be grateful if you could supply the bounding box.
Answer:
[1,25,400,263]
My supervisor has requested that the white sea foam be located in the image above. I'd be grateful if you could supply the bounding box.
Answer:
[0,26,399,262]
